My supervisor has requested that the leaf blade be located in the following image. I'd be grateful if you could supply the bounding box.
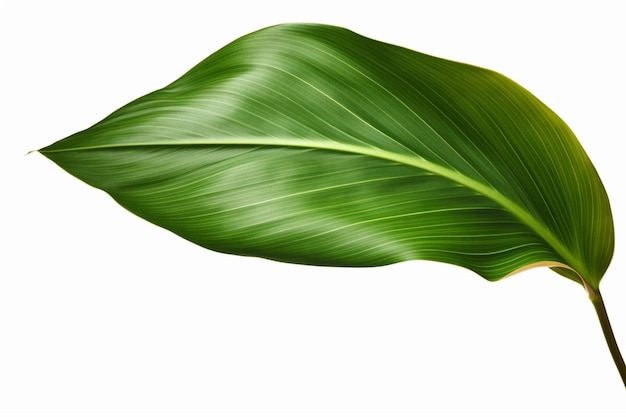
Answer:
[40,23,614,287]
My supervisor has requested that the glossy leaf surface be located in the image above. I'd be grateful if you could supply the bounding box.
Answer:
[40,23,613,289]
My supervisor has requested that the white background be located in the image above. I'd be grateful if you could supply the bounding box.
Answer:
[2,1,625,416]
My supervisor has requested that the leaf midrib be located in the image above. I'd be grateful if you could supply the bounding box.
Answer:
[41,137,587,280]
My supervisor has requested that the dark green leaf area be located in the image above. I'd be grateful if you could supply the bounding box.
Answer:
[45,146,560,280]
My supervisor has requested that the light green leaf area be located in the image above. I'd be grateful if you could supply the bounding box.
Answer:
[40,24,613,289]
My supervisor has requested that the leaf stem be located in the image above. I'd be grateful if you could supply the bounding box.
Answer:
[584,282,626,387]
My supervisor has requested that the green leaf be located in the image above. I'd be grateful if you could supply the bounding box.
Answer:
[39,23,613,291]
